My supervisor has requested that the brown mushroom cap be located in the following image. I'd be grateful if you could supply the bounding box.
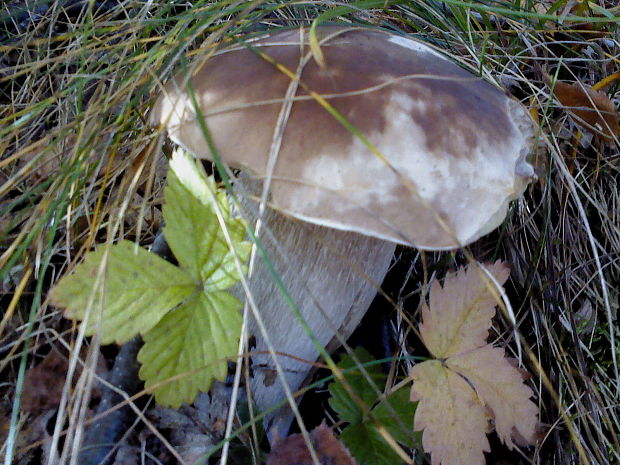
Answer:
[152,26,536,249]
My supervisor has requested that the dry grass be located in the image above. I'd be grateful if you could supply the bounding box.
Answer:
[1,1,618,464]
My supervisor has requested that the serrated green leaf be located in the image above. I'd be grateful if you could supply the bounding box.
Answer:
[338,389,421,465]
[50,240,196,344]
[203,240,252,292]
[163,151,226,281]
[163,149,249,288]
[372,388,421,449]
[137,290,242,407]
[328,348,386,424]
[329,352,421,463]
[340,422,401,465]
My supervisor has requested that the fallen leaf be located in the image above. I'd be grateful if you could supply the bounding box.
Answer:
[410,360,490,465]
[419,261,510,357]
[16,137,68,183]
[410,261,539,465]
[447,346,538,449]
[544,72,620,139]
[22,351,68,415]
[22,347,107,416]
[267,422,356,465]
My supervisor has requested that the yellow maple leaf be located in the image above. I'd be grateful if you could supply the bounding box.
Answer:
[410,261,538,465]
[410,360,490,465]
[418,261,510,357]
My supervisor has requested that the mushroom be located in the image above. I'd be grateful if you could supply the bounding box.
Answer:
[151,26,536,440]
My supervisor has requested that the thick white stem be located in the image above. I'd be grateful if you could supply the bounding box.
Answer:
[237,188,396,440]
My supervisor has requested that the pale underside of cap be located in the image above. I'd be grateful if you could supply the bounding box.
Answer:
[152,26,536,249]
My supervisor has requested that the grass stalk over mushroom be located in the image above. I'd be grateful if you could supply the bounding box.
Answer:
[1,1,618,465]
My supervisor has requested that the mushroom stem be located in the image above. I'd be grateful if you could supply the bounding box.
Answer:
[237,184,395,441]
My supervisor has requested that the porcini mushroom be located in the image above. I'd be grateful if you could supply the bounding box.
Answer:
[151,26,536,439]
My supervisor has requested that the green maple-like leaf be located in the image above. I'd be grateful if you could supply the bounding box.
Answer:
[163,149,250,288]
[340,423,401,465]
[50,240,197,344]
[338,389,420,465]
[329,350,421,465]
[50,149,251,407]
[371,388,421,449]
[328,348,386,424]
[138,291,242,407]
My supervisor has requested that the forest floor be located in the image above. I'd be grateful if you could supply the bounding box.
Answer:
[1,1,619,465]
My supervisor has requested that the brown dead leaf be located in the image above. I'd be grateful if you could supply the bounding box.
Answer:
[419,261,510,357]
[22,350,70,415]
[543,72,620,139]
[15,137,67,182]
[22,347,107,416]
[410,261,539,465]
[447,346,538,448]
[267,422,356,465]
[410,360,490,465]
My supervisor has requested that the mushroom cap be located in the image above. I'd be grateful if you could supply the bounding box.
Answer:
[152,26,536,249]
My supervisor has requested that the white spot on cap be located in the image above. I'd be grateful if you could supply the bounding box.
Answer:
[380,92,449,201]
[387,35,448,60]
[156,92,193,128]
